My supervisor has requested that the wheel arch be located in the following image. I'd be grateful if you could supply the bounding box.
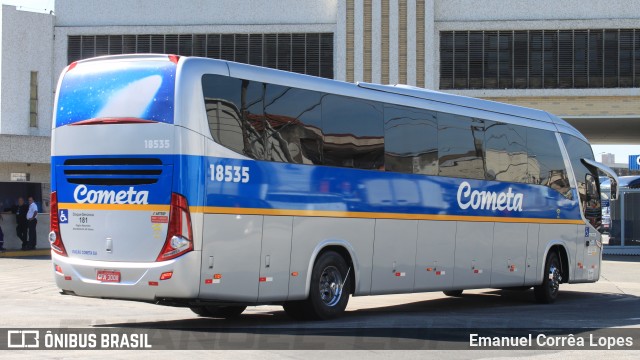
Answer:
[540,241,571,284]
[304,240,359,298]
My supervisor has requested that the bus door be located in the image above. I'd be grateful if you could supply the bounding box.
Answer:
[580,157,618,282]
[581,172,602,281]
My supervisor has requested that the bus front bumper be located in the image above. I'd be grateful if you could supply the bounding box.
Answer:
[51,251,201,301]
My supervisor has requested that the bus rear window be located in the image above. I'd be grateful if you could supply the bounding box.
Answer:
[55,60,176,127]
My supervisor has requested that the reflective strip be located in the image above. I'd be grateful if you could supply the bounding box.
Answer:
[62,203,585,225]
[59,203,170,211]
[191,206,584,225]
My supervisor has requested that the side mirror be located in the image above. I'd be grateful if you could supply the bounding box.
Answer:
[581,158,619,201]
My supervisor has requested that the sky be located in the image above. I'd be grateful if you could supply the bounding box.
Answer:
[3,0,639,165]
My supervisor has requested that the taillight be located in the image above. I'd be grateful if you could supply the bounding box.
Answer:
[168,54,180,64]
[156,193,193,261]
[49,192,68,256]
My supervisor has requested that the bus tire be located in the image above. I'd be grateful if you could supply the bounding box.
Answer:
[284,251,351,320]
[443,290,463,297]
[534,251,561,304]
[189,305,246,319]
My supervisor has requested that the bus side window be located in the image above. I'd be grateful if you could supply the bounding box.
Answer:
[263,84,324,165]
[202,75,265,159]
[383,105,438,175]
[437,113,486,180]
[527,128,571,198]
[485,123,528,183]
[321,95,384,170]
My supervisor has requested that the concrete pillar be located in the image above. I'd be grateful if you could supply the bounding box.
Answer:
[424,0,436,89]
[389,0,399,84]
[354,0,364,82]
[336,0,347,81]
[407,0,417,85]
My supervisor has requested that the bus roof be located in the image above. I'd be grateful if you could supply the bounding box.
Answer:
[68,54,588,142]
[220,57,587,142]
[357,82,552,123]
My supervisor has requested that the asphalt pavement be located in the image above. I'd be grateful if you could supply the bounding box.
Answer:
[0,254,638,359]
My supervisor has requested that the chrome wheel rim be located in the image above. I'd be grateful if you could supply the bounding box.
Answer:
[319,266,343,307]
[548,263,561,297]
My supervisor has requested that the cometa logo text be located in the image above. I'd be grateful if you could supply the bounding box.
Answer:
[73,185,149,205]
[457,181,524,212]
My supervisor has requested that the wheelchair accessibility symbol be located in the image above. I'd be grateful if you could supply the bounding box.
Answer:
[59,209,69,224]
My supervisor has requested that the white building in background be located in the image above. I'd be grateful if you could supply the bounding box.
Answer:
[2,0,640,213]
[0,5,53,212]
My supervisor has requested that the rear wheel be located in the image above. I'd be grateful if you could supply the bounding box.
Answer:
[282,251,351,320]
[534,251,562,304]
[443,290,464,297]
[190,305,246,319]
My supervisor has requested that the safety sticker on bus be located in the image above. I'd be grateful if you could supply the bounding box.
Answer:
[151,212,168,223]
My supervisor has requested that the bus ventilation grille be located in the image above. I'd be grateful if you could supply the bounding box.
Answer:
[63,158,163,186]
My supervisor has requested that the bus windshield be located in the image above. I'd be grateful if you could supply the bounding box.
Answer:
[55,60,176,127]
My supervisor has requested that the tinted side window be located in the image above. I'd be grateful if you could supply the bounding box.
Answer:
[438,113,486,180]
[527,129,571,197]
[485,123,528,182]
[202,75,265,159]
[561,134,601,227]
[384,105,438,175]
[263,84,324,164]
[322,95,384,169]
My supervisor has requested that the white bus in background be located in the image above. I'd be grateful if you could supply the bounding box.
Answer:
[50,55,618,320]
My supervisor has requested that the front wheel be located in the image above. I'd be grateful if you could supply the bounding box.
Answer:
[534,251,562,304]
[283,251,351,320]
[190,305,246,319]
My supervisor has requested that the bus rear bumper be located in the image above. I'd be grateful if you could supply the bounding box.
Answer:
[51,251,201,301]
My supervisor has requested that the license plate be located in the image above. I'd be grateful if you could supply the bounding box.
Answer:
[96,270,121,283]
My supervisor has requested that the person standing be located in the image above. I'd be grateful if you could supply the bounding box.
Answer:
[15,197,29,250]
[25,196,38,250]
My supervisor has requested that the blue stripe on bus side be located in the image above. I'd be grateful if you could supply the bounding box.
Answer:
[52,154,583,221]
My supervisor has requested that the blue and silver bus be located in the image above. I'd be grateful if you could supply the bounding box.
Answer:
[50,54,618,320]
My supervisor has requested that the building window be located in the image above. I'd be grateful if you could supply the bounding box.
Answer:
[440,29,640,89]
[29,71,38,128]
[68,33,334,79]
